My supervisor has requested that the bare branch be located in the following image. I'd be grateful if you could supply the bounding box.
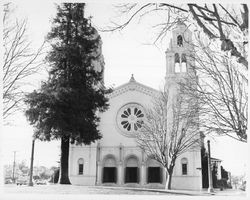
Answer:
[180,35,247,142]
[3,3,46,123]
[135,88,202,189]
[104,4,248,68]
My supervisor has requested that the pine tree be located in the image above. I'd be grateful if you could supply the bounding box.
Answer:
[25,3,110,184]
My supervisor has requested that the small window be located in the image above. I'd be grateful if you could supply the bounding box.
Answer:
[79,164,83,175]
[78,158,84,175]
[175,53,180,63]
[181,158,188,175]
[181,54,187,72]
[177,35,183,47]
[175,53,181,73]
[182,163,187,175]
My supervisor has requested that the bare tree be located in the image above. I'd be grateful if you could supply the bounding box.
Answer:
[105,4,248,68]
[135,89,202,189]
[180,34,248,142]
[3,3,45,122]
[105,3,248,143]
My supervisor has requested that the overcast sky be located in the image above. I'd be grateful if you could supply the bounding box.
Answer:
[1,1,248,177]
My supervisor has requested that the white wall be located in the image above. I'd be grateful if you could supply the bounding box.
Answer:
[99,88,155,147]
[69,81,203,190]
[171,150,202,190]
[69,144,97,185]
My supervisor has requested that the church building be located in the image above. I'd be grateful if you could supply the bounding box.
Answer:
[69,21,203,190]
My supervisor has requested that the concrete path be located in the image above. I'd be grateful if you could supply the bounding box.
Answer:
[95,185,246,196]
[2,184,246,199]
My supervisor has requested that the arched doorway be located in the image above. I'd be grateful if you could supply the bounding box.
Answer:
[102,155,117,183]
[147,158,162,183]
[125,156,139,183]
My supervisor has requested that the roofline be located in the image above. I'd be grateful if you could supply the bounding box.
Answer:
[107,78,159,99]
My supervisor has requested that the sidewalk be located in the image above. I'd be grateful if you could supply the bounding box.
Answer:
[3,184,246,196]
[94,185,246,196]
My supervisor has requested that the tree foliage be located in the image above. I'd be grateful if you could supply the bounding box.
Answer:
[25,3,110,184]
[136,89,201,189]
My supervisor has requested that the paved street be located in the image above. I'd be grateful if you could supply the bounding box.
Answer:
[3,184,246,197]
[3,184,174,195]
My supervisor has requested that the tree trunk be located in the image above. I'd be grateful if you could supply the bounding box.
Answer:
[165,168,173,190]
[58,136,71,184]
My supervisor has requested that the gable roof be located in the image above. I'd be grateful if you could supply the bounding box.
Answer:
[107,75,159,99]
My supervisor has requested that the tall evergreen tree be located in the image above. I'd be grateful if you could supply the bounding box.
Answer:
[25,3,110,184]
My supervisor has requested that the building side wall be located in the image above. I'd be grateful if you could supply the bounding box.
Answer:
[171,150,202,190]
[69,144,97,185]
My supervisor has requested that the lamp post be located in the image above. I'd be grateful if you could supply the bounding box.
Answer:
[207,140,214,193]
[12,151,17,183]
[28,139,35,186]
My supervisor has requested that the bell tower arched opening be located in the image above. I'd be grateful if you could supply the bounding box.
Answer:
[177,35,183,47]
[175,53,181,73]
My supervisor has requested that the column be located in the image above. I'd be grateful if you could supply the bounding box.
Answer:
[140,162,146,185]
[96,161,102,185]
[118,144,123,185]
[217,161,222,180]
[207,140,214,193]
[117,162,123,185]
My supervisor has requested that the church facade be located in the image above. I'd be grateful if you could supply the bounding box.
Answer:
[69,22,203,190]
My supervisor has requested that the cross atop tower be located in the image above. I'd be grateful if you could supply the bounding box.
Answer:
[130,74,136,82]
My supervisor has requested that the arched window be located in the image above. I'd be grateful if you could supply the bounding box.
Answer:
[125,156,139,183]
[78,158,84,175]
[181,53,187,72]
[103,155,117,183]
[175,53,181,73]
[177,35,183,47]
[181,158,188,175]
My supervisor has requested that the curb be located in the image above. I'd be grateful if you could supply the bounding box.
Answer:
[92,186,213,196]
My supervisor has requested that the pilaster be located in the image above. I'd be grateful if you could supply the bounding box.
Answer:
[97,161,102,185]
[140,162,146,185]
[117,161,123,185]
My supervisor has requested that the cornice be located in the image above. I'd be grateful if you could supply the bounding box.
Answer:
[107,78,159,99]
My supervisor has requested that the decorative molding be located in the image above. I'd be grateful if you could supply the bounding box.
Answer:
[116,102,145,137]
[107,80,159,99]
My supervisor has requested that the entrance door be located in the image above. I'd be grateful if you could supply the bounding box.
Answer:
[148,167,161,183]
[125,167,138,183]
[125,156,139,183]
[102,156,117,183]
[103,167,117,183]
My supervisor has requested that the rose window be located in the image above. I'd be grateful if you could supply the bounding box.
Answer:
[116,103,145,136]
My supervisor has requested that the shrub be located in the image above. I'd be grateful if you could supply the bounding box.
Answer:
[217,179,227,190]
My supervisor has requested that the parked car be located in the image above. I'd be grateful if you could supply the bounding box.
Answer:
[5,178,13,184]
[35,179,47,185]
[16,180,28,185]
[16,178,28,185]
[239,181,246,191]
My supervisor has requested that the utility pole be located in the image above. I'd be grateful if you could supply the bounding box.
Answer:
[28,139,35,186]
[12,151,16,183]
[207,140,214,193]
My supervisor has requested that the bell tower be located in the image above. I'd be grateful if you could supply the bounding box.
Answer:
[165,20,195,87]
